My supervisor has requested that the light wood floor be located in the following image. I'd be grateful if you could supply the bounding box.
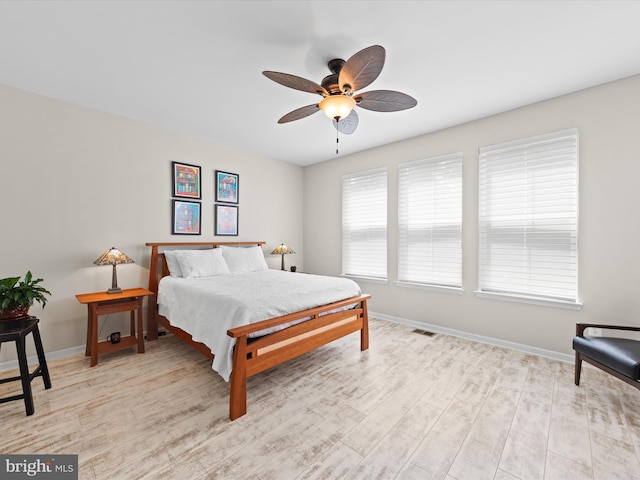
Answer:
[1,318,640,480]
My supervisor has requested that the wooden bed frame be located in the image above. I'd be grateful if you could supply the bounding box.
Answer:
[145,242,371,420]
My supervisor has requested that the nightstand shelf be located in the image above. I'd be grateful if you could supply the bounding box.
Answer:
[94,334,138,356]
[75,288,153,367]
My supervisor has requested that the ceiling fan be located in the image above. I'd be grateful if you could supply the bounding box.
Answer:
[262,45,417,146]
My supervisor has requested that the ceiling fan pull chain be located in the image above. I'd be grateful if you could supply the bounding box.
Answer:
[336,118,340,154]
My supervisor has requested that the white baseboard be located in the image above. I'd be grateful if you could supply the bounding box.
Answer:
[0,328,169,372]
[370,310,574,364]
[0,345,85,372]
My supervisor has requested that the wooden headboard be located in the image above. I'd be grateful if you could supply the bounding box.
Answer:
[145,241,266,294]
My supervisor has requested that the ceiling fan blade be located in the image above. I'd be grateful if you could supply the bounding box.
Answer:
[263,71,328,96]
[355,90,417,112]
[277,104,320,124]
[333,109,359,135]
[339,45,385,94]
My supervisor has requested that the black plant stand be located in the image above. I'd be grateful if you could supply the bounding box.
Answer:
[0,316,51,415]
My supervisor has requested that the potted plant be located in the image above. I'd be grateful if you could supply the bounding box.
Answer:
[0,271,51,320]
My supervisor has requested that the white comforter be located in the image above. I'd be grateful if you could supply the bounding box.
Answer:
[157,269,361,381]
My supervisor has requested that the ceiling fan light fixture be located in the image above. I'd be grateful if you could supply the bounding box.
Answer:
[319,95,355,120]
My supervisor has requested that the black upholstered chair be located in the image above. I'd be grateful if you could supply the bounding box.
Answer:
[573,323,640,390]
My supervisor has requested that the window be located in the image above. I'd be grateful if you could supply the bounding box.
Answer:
[342,168,387,281]
[478,128,579,306]
[398,153,463,289]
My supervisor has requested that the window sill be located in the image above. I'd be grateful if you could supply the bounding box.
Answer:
[395,281,464,295]
[475,290,582,310]
[342,275,388,285]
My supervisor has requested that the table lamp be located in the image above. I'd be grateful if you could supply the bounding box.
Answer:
[271,243,295,271]
[94,247,134,294]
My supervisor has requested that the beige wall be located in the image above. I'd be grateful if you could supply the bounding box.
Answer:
[3,75,639,365]
[0,84,303,363]
[303,75,640,359]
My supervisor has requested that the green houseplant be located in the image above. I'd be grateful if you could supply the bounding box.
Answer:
[0,271,51,320]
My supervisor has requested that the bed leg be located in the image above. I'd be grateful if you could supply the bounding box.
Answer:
[146,244,160,341]
[146,295,158,341]
[230,335,248,420]
[360,300,369,351]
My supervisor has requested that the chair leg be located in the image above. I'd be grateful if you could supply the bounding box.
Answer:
[32,325,51,390]
[575,351,582,386]
[16,338,34,416]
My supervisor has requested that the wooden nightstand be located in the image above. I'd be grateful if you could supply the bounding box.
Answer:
[75,288,153,367]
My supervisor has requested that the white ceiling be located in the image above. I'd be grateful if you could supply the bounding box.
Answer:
[1,1,640,166]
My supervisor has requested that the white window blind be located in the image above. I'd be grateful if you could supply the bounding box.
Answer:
[478,128,578,303]
[342,168,387,280]
[398,153,462,288]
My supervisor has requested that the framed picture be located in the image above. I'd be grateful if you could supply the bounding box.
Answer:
[215,204,238,236]
[215,170,239,204]
[172,200,201,235]
[172,161,201,199]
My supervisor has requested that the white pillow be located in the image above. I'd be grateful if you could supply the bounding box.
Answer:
[175,248,231,279]
[163,250,184,278]
[220,246,268,274]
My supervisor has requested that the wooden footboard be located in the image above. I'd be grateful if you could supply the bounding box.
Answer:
[227,294,370,420]
[145,242,370,421]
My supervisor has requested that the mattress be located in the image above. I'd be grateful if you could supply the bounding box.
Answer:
[157,269,361,381]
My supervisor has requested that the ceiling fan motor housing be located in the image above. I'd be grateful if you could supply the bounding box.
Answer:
[321,73,342,95]
[323,59,352,95]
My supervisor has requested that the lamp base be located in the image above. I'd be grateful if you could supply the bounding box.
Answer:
[107,264,122,294]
